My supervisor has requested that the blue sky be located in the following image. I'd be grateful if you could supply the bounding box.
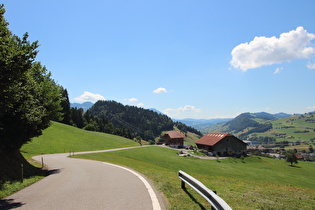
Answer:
[3,0,315,119]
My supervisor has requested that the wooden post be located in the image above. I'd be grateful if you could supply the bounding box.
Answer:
[41,157,44,168]
[21,163,24,183]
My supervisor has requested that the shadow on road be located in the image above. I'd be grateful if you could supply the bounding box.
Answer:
[0,199,24,209]
[44,168,61,175]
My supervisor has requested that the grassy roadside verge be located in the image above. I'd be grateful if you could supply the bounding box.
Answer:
[74,146,315,209]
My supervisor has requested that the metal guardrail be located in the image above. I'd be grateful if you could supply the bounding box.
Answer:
[178,170,232,210]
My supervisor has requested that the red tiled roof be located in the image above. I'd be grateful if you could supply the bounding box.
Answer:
[164,131,185,139]
[195,132,234,146]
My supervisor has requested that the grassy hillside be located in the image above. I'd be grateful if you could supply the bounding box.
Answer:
[21,121,139,157]
[75,146,315,209]
[161,126,201,146]
[208,113,315,143]
[262,114,315,142]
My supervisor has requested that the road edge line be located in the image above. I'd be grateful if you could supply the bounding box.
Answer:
[102,162,162,210]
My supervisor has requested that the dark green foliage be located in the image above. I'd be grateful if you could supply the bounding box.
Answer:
[248,136,276,145]
[88,100,174,140]
[0,4,63,183]
[174,121,202,136]
[286,151,298,166]
[0,4,63,152]
[70,107,85,128]
[68,101,203,141]
[59,88,71,125]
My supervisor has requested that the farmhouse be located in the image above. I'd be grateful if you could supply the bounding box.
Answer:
[195,132,247,156]
[163,131,185,148]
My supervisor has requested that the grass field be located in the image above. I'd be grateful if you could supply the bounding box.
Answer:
[74,146,315,209]
[21,121,139,157]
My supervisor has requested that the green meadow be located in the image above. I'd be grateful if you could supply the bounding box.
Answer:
[4,121,314,209]
[21,121,139,158]
[75,146,315,209]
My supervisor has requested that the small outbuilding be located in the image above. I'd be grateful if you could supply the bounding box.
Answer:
[163,131,185,148]
[195,132,247,156]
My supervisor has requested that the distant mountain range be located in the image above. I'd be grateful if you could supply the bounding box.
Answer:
[176,112,293,134]
[175,118,232,132]
[71,102,94,110]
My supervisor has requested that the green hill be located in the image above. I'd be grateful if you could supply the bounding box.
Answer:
[207,112,315,143]
[82,100,202,141]
[255,113,315,143]
[21,121,139,157]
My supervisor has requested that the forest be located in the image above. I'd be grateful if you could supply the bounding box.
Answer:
[66,100,202,141]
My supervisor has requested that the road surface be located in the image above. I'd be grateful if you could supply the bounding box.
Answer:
[2,147,165,210]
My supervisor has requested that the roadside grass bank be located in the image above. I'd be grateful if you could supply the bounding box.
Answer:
[74,146,315,209]
[21,121,139,156]
[1,121,139,199]
[0,176,44,199]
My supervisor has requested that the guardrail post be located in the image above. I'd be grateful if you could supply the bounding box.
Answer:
[41,157,44,168]
[181,179,186,189]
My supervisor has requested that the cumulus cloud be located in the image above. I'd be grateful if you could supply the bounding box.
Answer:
[230,26,315,71]
[307,62,315,69]
[274,67,283,74]
[125,98,138,102]
[153,87,167,94]
[163,105,201,118]
[137,103,144,107]
[74,91,105,103]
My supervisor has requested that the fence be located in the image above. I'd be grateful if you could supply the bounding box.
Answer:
[178,170,232,210]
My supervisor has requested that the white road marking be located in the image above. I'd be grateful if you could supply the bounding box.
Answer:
[102,162,162,210]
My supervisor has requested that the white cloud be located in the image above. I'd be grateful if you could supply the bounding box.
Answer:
[306,105,315,110]
[274,67,283,74]
[137,103,144,107]
[307,62,315,69]
[74,91,105,103]
[163,105,202,118]
[153,87,167,94]
[125,98,138,102]
[230,26,315,71]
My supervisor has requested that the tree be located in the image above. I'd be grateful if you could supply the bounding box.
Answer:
[135,136,142,146]
[286,151,298,166]
[0,4,63,181]
[60,88,71,125]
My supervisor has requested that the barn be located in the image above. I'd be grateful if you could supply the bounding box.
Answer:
[195,132,247,156]
[163,131,185,148]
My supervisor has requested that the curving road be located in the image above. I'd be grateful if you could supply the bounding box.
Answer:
[2,147,165,210]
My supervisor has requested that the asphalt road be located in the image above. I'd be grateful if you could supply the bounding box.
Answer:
[2,147,165,210]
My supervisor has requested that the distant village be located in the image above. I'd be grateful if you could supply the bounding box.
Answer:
[161,131,315,161]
